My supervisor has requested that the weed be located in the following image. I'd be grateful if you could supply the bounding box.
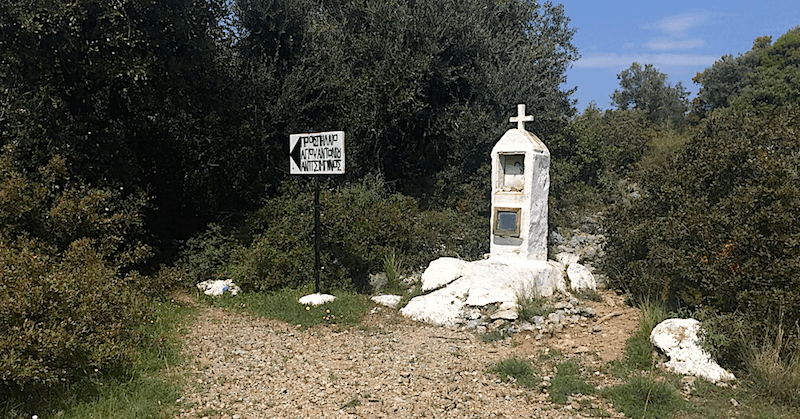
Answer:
[746,325,800,407]
[575,287,603,302]
[515,282,553,321]
[549,360,595,404]
[621,302,669,372]
[342,397,361,409]
[480,329,507,343]
[382,250,405,293]
[538,348,563,361]
[488,357,539,389]
[602,375,687,419]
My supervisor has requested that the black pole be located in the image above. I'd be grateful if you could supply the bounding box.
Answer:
[314,175,321,294]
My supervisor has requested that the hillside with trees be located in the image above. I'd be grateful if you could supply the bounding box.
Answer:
[1,0,799,414]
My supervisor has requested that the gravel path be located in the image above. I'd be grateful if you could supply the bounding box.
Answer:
[174,295,637,419]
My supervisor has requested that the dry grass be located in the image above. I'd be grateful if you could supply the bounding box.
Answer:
[746,326,800,406]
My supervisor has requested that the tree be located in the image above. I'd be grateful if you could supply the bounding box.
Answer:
[0,0,257,242]
[611,63,689,128]
[691,36,770,119]
[233,0,579,202]
[604,29,800,364]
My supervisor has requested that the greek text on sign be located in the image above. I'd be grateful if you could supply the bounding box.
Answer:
[289,131,345,175]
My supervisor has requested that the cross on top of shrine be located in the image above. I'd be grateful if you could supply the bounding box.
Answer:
[509,104,533,131]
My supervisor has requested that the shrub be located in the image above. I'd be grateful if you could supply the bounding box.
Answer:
[603,103,800,363]
[176,223,244,287]
[222,176,487,292]
[488,357,539,389]
[549,360,595,404]
[0,238,149,388]
[0,145,152,393]
[603,376,687,419]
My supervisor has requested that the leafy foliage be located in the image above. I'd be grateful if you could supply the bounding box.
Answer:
[0,142,153,396]
[488,357,539,389]
[218,176,486,292]
[691,36,769,119]
[0,0,263,241]
[233,0,578,200]
[604,29,800,363]
[611,63,689,129]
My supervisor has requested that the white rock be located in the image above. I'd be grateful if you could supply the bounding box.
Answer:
[298,293,336,306]
[556,252,579,267]
[197,279,241,296]
[567,263,596,291]
[420,257,468,291]
[400,277,472,327]
[371,294,402,308]
[491,301,519,320]
[401,257,566,326]
[650,318,735,383]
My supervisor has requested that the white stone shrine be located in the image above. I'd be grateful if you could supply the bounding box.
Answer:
[490,104,550,261]
[400,104,568,327]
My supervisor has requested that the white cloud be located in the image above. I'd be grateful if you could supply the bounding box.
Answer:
[646,39,705,51]
[575,52,717,69]
[651,13,709,36]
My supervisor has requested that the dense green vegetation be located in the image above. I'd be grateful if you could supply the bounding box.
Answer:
[604,28,800,371]
[1,0,799,415]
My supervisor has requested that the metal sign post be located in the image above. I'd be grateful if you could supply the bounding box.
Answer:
[314,175,321,293]
[289,131,345,294]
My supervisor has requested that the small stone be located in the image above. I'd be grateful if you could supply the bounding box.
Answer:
[592,325,602,333]
[571,401,581,410]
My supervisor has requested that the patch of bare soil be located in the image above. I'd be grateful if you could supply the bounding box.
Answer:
[174,291,639,419]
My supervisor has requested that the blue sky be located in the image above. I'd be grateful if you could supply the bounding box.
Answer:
[558,0,800,111]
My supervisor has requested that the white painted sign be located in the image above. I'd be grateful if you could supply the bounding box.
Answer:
[289,131,345,175]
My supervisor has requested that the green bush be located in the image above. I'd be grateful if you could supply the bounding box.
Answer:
[488,357,539,389]
[603,30,800,368]
[549,360,595,404]
[0,238,149,388]
[177,223,245,287]
[604,104,800,363]
[0,145,152,392]
[603,376,687,419]
[221,176,486,292]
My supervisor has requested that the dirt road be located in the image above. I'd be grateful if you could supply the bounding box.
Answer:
[174,291,639,419]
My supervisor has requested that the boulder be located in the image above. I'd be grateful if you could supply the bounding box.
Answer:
[555,252,579,267]
[567,263,596,291]
[400,277,471,327]
[420,257,468,291]
[298,293,336,306]
[197,279,241,296]
[401,257,566,326]
[371,294,402,308]
[650,318,735,383]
